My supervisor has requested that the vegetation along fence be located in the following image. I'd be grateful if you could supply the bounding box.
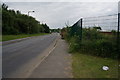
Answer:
[68,13,120,59]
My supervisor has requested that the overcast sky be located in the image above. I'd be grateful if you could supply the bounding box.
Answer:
[2,1,119,29]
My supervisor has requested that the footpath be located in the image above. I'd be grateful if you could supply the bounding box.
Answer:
[29,38,73,78]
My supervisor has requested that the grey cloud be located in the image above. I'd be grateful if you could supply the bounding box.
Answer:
[5,2,118,29]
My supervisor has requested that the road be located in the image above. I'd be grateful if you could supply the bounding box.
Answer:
[2,33,59,78]
[29,38,72,78]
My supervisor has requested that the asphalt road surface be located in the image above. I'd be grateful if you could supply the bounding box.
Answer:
[29,38,72,78]
[2,33,59,78]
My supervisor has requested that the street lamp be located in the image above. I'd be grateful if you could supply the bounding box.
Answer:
[27,11,35,34]
[28,11,35,16]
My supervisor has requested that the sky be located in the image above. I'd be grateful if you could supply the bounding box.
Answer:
[1,0,119,29]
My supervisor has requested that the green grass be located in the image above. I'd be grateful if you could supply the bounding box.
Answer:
[2,33,49,41]
[72,52,119,78]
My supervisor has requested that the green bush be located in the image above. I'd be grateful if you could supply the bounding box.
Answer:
[65,27,119,59]
[69,35,81,53]
[82,28,103,40]
[95,39,118,58]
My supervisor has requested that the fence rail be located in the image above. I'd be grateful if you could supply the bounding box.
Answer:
[83,14,118,31]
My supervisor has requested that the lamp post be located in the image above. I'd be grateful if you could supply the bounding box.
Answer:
[27,11,35,34]
[28,11,35,16]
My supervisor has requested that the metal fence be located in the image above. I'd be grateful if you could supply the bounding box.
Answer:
[71,13,120,56]
[72,13,120,40]
[83,14,118,31]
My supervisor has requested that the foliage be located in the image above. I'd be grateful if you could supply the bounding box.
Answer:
[2,3,50,35]
[82,28,103,40]
[50,28,60,33]
[69,35,81,52]
[60,27,67,39]
[93,26,102,30]
[62,26,119,59]
[60,26,71,40]
[41,23,50,33]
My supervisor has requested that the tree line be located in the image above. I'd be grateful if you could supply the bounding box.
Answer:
[2,3,50,35]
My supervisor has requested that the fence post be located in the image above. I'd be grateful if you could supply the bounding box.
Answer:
[80,18,82,41]
[117,13,120,58]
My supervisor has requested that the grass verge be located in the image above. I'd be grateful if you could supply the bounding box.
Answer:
[2,33,49,41]
[72,52,119,78]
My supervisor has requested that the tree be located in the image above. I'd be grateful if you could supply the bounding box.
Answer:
[2,3,8,10]
[2,3,50,35]
[93,26,102,31]
[42,23,50,33]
